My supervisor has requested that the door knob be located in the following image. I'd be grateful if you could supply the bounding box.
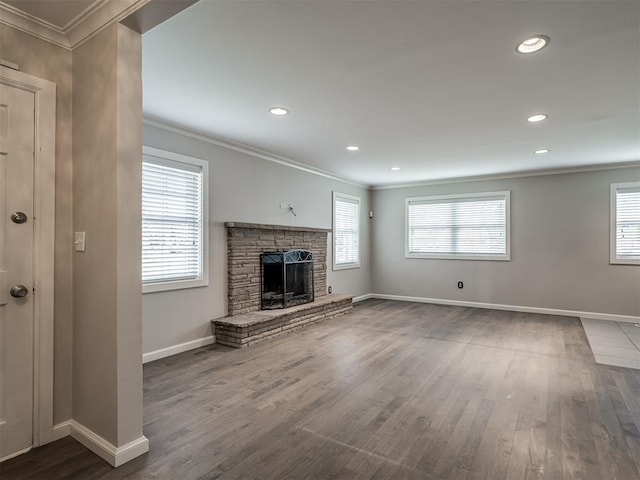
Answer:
[10,285,28,298]
[10,212,28,224]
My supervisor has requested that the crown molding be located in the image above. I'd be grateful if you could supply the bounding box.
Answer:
[372,161,640,190]
[60,0,109,31]
[144,115,639,191]
[143,116,369,189]
[0,0,150,50]
[0,1,69,49]
[66,0,150,49]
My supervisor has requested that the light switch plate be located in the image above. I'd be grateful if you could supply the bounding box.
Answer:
[74,232,86,252]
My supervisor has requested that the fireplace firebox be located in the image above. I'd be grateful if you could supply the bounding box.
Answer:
[261,249,314,309]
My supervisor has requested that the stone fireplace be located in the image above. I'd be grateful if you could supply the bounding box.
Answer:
[214,222,353,348]
[225,222,329,315]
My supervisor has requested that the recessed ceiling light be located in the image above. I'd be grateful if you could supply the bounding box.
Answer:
[527,113,548,123]
[534,148,550,154]
[390,166,401,171]
[269,107,289,116]
[345,145,360,151]
[516,35,550,54]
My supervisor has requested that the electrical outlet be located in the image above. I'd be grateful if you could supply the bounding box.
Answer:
[328,286,332,294]
[457,281,463,289]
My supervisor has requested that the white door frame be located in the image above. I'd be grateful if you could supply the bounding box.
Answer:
[1,66,56,447]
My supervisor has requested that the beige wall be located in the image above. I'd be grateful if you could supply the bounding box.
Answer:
[115,24,144,446]
[73,24,119,443]
[0,24,73,424]
[372,167,640,317]
[142,124,372,355]
[73,23,143,446]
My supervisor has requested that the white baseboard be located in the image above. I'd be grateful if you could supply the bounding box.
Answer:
[367,293,640,323]
[578,312,640,323]
[51,420,148,467]
[352,294,374,303]
[0,446,32,463]
[143,335,215,364]
[52,421,71,441]
[112,435,150,467]
[69,420,148,467]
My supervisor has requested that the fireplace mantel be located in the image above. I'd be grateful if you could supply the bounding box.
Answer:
[224,222,331,233]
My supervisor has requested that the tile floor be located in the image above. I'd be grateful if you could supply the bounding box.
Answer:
[581,318,640,369]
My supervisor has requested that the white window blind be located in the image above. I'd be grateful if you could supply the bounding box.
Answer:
[611,182,640,264]
[333,192,360,269]
[406,191,510,260]
[142,149,208,291]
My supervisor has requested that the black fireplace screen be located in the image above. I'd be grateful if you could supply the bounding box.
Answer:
[261,249,314,309]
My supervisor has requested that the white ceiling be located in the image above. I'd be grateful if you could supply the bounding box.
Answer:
[19,0,637,188]
[142,0,640,187]
[4,0,97,29]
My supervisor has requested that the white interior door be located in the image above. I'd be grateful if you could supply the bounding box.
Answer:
[0,82,35,460]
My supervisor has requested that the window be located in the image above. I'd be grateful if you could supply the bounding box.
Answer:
[333,192,360,270]
[142,146,209,292]
[406,191,510,261]
[611,182,640,265]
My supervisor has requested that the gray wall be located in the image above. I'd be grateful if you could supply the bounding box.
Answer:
[142,124,372,354]
[371,166,640,317]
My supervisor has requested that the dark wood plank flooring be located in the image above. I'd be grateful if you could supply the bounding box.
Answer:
[2,299,639,479]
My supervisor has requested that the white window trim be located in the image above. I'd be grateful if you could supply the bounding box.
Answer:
[142,146,210,293]
[333,191,361,271]
[610,181,640,265]
[405,190,511,261]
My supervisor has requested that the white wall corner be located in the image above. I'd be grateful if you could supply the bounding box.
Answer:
[142,335,215,364]
[69,420,149,467]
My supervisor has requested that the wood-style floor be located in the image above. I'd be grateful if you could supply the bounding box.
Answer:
[2,299,640,479]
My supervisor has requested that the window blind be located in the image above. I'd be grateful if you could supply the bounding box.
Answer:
[614,184,640,261]
[142,159,204,284]
[407,192,509,259]
[334,194,360,267]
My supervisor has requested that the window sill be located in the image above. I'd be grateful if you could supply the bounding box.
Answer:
[610,258,640,266]
[333,263,361,271]
[406,253,510,261]
[143,277,208,294]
